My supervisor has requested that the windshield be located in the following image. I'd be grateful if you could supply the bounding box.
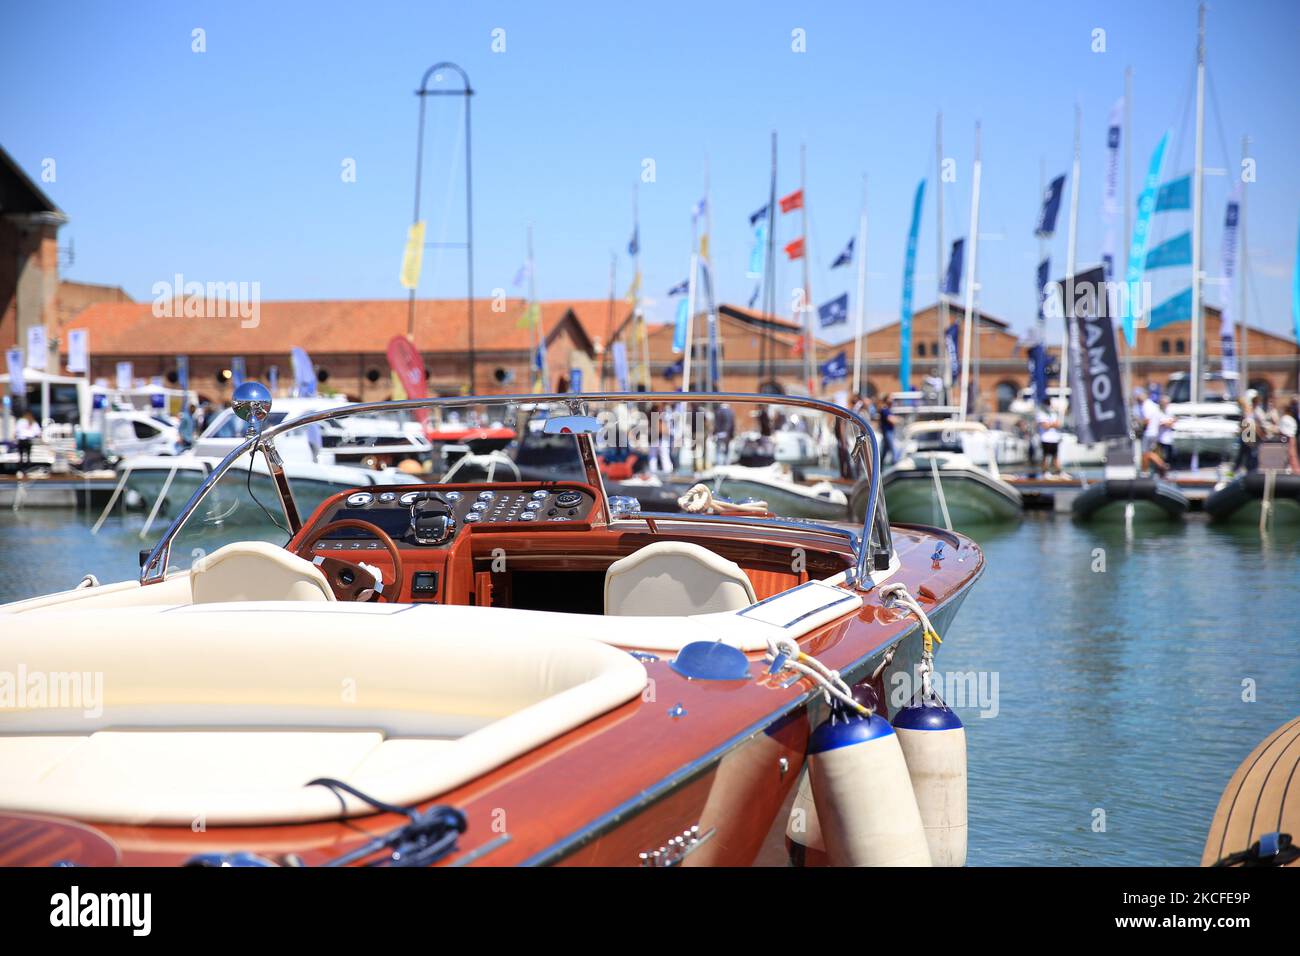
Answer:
[158,397,874,577]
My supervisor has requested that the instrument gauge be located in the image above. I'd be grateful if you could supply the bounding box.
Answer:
[346,492,375,508]
[378,492,397,502]
[444,491,463,502]
[399,491,422,507]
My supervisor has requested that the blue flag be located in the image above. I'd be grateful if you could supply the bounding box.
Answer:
[1123,131,1170,346]
[748,284,761,309]
[749,205,769,226]
[231,356,246,388]
[1028,343,1048,406]
[899,179,926,392]
[1145,231,1192,270]
[176,355,189,393]
[830,237,854,269]
[818,293,849,328]
[627,226,639,256]
[1035,257,1052,325]
[672,297,689,354]
[1035,175,1066,238]
[663,359,683,380]
[1147,288,1193,331]
[747,220,767,278]
[291,347,316,397]
[667,279,689,296]
[819,350,848,384]
[943,238,965,296]
[945,322,960,385]
[1154,175,1191,212]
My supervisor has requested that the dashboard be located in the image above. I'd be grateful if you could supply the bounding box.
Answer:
[305,482,600,553]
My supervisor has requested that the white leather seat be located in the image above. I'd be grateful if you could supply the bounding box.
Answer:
[604,541,757,616]
[190,541,334,604]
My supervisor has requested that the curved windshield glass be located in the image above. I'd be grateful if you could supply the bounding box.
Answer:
[159,397,875,576]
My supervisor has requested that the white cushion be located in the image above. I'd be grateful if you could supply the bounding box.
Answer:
[604,541,757,616]
[190,540,334,604]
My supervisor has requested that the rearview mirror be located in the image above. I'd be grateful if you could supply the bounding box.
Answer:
[542,415,601,436]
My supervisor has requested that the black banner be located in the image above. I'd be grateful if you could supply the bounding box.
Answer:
[1058,266,1128,444]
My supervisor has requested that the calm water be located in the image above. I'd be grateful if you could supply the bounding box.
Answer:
[0,508,1295,866]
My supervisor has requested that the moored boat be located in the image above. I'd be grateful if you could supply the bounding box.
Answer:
[1204,471,1300,525]
[877,422,1022,529]
[0,389,984,867]
[1071,477,1189,522]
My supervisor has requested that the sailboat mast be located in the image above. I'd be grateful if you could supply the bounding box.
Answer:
[602,250,615,389]
[937,112,949,392]
[1123,68,1134,409]
[762,131,778,391]
[682,253,698,391]
[1190,1,1207,404]
[958,122,982,422]
[527,223,544,391]
[1062,104,1082,421]
[800,144,815,394]
[1239,134,1250,393]
[852,175,868,398]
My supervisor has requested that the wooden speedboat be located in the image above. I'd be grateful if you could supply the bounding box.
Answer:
[0,390,983,867]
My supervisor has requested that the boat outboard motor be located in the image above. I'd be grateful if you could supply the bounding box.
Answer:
[892,696,968,866]
[807,701,931,866]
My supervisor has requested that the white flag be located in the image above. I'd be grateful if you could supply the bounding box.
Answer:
[26,326,47,371]
[66,328,89,373]
[116,362,133,391]
[5,348,24,396]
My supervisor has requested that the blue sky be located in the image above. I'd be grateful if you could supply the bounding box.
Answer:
[3,0,1298,345]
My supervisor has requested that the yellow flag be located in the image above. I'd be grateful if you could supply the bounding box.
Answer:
[515,302,540,330]
[399,221,426,290]
[624,270,641,305]
[699,233,710,261]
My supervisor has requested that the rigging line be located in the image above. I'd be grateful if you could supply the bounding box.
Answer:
[1204,67,1237,182]
[424,97,467,298]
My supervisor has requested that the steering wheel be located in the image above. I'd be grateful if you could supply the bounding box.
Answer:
[294,518,405,602]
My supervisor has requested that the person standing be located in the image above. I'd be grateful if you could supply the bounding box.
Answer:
[878,396,896,467]
[1157,395,1176,470]
[15,410,41,466]
[1138,388,1167,477]
[1280,399,1299,473]
[1036,407,1061,477]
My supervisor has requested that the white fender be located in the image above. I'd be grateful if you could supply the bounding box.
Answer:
[893,702,968,866]
[808,712,932,866]
[783,767,827,866]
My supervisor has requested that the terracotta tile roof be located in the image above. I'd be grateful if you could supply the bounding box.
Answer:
[56,298,612,356]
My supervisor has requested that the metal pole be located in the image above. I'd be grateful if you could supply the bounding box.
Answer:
[1190,4,1206,404]
[800,144,815,394]
[958,123,982,422]
[852,175,868,398]
[1239,134,1250,394]
[937,112,950,393]
[1062,103,1081,422]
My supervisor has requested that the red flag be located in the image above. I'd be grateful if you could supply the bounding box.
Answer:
[386,335,431,427]
[779,189,804,213]
[792,334,804,356]
[784,237,805,260]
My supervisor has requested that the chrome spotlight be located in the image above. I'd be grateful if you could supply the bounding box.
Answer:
[231,381,273,436]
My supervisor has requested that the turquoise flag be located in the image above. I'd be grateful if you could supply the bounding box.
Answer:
[672,296,689,354]
[1147,288,1192,331]
[1293,219,1300,343]
[747,220,767,279]
[1145,231,1192,270]
[1154,175,1191,212]
[899,179,926,392]
[1123,132,1170,346]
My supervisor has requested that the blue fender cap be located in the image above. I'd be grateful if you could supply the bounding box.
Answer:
[892,702,964,731]
[809,712,895,754]
[669,641,751,681]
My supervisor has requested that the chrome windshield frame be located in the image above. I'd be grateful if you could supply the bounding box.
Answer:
[139,391,890,590]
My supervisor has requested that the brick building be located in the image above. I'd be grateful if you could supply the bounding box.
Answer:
[1,146,65,356]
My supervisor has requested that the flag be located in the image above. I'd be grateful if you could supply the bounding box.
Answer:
[1220,184,1241,378]
[779,189,804,214]
[672,298,690,354]
[116,361,134,391]
[1123,131,1171,345]
[1155,175,1191,212]
[784,237,805,260]
[1035,175,1066,238]
[569,368,583,393]
[512,262,531,288]
[943,238,965,296]
[1033,258,1052,344]
[817,293,849,328]
[1060,266,1127,443]
[25,326,47,371]
[699,233,710,261]
[65,328,88,374]
[5,348,22,396]
[1294,218,1300,345]
[667,279,689,296]
[291,347,316,397]
[230,357,246,388]
[899,179,926,392]
[611,341,630,392]
[819,350,848,384]
[1146,288,1193,331]
[946,322,961,388]
[627,226,639,256]
[749,205,769,226]
[830,236,854,269]
[663,359,683,380]
[1145,231,1192,270]
[1101,97,1123,279]
[747,220,767,278]
[267,365,279,395]
[624,270,641,305]
[515,301,541,329]
[692,197,707,221]
[1028,343,1048,406]
[748,284,760,308]
[399,221,426,290]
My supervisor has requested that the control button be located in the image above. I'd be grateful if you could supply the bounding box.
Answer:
[554,491,582,508]
[531,490,549,499]
[568,508,578,517]
[471,502,488,512]
[549,516,568,522]
[477,491,495,501]
[548,507,558,516]
[464,512,481,523]
[525,501,543,511]
[346,492,374,508]
[378,492,397,502]
[518,512,537,521]
[444,491,462,502]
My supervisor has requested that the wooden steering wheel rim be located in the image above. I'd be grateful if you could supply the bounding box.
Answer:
[294,518,405,602]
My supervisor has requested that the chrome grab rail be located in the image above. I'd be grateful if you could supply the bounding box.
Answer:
[140,391,889,590]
